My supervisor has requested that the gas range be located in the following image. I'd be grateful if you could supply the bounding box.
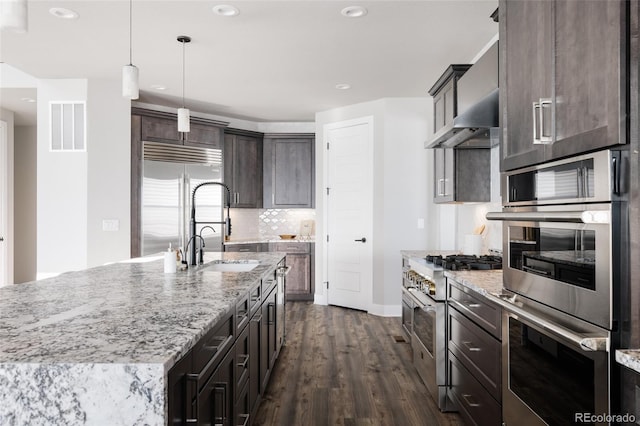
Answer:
[404,254,503,302]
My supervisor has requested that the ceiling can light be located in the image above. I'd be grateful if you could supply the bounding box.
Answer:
[341,6,367,18]
[335,83,352,90]
[122,0,139,99]
[177,35,192,133]
[0,0,28,33]
[212,5,240,17]
[49,7,78,20]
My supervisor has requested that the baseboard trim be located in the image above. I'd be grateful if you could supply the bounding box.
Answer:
[369,303,401,317]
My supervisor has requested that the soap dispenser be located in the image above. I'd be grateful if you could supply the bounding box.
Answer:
[164,244,177,273]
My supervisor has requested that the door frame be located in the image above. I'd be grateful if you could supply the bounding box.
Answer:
[322,116,374,312]
[0,120,12,286]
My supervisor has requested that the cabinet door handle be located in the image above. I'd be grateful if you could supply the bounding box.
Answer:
[185,373,199,423]
[532,101,541,144]
[462,341,482,352]
[237,354,250,369]
[462,393,481,408]
[238,414,250,426]
[214,384,227,424]
[437,178,445,196]
[354,237,367,243]
[268,303,275,325]
[539,98,553,143]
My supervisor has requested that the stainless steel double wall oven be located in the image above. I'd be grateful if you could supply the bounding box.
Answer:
[488,149,629,425]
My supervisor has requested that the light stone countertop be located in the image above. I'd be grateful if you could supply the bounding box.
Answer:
[444,270,505,299]
[0,251,285,426]
[616,350,640,375]
[224,237,315,245]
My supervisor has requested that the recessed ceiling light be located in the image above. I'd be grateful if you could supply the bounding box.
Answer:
[213,5,240,17]
[335,83,352,90]
[20,97,36,103]
[341,6,367,18]
[150,85,167,91]
[49,7,79,19]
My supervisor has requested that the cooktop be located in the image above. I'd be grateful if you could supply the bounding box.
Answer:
[425,254,503,271]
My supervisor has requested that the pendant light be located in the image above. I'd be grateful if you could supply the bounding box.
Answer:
[122,0,139,99]
[177,35,191,133]
[0,0,28,33]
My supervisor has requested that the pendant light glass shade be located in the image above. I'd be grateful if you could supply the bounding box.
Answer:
[177,108,190,132]
[122,0,138,99]
[0,0,28,33]
[122,64,139,99]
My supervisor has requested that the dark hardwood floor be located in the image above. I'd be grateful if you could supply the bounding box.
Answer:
[254,302,464,426]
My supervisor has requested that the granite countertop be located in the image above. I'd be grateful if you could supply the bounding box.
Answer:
[0,251,285,425]
[444,270,505,299]
[225,237,315,244]
[616,350,640,374]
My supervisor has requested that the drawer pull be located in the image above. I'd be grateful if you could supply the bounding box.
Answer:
[462,393,481,408]
[462,341,482,352]
[465,302,481,309]
[237,354,249,369]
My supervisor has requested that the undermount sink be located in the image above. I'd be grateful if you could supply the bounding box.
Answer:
[204,260,259,272]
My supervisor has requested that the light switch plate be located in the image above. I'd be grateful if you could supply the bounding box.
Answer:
[102,219,119,232]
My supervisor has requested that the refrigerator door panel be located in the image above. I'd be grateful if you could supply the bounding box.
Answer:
[142,160,185,256]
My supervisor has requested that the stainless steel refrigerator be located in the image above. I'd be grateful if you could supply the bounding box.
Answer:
[141,141,224,256]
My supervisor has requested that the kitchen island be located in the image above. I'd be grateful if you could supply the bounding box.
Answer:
[0,251,285,425]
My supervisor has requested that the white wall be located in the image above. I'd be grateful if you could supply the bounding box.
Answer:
[36,79,88,276]
[86,79,131,268]
[315,97,434,315]
[36,78,132,276]
[0,108,15,285]
[14,125,37,283]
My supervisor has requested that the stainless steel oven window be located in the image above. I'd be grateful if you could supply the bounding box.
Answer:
[414,305,435,355]
[503,309,610,426]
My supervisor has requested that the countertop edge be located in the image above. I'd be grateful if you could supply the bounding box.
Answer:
[616,350,640,374]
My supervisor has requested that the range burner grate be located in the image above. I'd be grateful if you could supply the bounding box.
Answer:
[424,254,502,271]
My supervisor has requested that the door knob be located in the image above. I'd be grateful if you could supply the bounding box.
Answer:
[354,237,366,243]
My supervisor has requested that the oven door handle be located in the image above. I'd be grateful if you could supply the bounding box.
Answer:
[486,211,610,224]
[505,307,609,352]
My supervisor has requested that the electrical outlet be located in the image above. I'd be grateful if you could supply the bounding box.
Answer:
[417,218,425,229]
[102,219,119,232]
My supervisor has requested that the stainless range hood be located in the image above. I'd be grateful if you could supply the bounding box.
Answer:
[425,41,498,149]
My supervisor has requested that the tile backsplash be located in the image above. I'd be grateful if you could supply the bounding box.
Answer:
[229,209,316,240]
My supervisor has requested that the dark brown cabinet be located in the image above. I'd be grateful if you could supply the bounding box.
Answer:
[224,131,263,208]
[270,242,314,301]
[500,0,627,171]
[224,243,268,253]
[429,65,471,134]
[263,134,315,208]
[433,147,491,203]
[167,265,285,426]
[136,108,224,148]
[447,279,502,426]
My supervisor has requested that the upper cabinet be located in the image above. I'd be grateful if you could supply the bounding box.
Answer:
[224,130,263,208]
[430,65,471,135]
[135,108,225,149]
[433,147,491,204]
[263,134,315,209]
[500,0,627,171]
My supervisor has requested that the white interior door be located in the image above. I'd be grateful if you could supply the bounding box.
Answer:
[325,118,373,311]
[0,121,8,286]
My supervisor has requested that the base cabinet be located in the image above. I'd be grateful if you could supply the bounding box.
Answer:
[447,279,502,426]
[167,263,284,426]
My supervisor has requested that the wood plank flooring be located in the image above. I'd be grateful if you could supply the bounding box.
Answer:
[254,302,464,426]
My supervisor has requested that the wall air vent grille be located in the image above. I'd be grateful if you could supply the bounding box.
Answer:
[50,102,86,151]
[143,141,222,165]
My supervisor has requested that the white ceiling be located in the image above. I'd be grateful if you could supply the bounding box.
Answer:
[0,0,498,125]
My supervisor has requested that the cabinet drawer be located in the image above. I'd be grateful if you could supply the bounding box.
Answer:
[448,280,501,339]
[235,324,250,401]
[448,307,501,402]
[192,309,234,387]
[249,282,262,317]
[224,243,262,253]
[236,292,250,335]
[449,354,501,426]
[271,242,310,254]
